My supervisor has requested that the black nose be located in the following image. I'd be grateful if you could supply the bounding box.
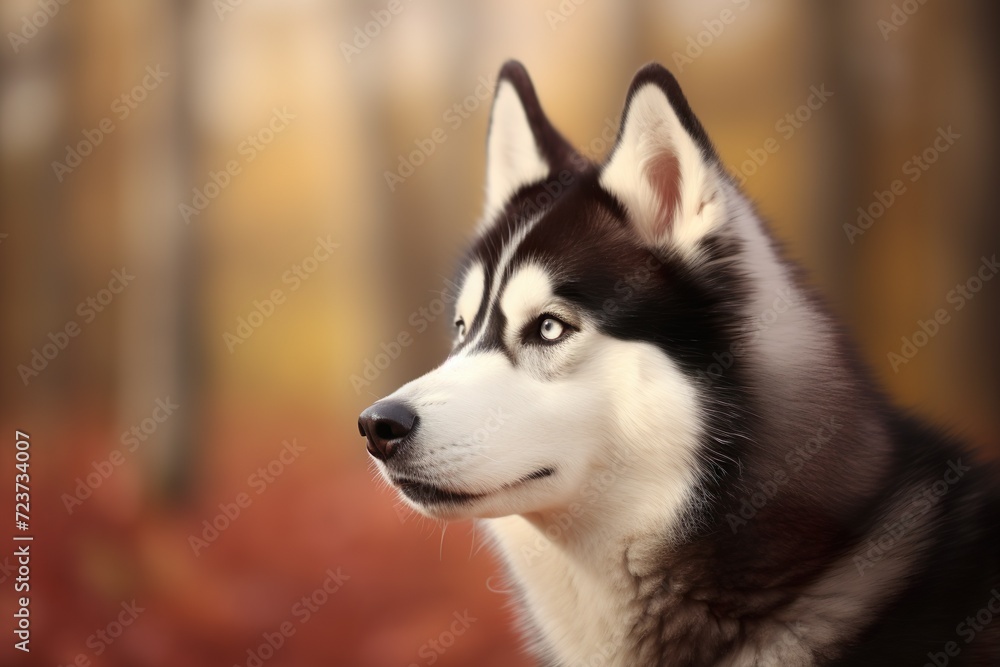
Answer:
[358,400,418,461]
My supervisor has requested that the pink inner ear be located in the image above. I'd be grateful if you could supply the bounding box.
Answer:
[647,151,681,239]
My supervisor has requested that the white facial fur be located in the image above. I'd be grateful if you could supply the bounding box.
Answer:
[373,260,706,529]
[452,262,484,343]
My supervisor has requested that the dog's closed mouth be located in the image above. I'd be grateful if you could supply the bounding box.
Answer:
[394,478,481,505]
[522,467,555,482]
[394,467,554,505]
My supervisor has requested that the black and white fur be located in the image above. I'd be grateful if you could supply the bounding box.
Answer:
[359,61,1000,666]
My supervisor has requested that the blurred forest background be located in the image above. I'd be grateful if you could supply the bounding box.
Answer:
[1,0,998,665]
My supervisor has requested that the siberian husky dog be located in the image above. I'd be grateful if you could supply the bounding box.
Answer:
[359,61,1000,666]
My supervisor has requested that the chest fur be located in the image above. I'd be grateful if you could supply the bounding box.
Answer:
[485,517,821,667]
[487,516,643,666]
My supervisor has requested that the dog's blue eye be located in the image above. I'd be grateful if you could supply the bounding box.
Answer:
[539,317,565,342]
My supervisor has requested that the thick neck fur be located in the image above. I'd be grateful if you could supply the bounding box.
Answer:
[485,196,906,666]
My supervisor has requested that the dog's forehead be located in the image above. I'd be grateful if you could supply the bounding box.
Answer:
[498,262,554,326]
[446,170,679,365]
[464,179,626,278]
[452,197,648,352]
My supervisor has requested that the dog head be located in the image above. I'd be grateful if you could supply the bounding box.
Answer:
[360,61,762,524]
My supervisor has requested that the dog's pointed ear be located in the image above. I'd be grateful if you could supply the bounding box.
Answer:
[483,60,583,223]
[601,64,728,258]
